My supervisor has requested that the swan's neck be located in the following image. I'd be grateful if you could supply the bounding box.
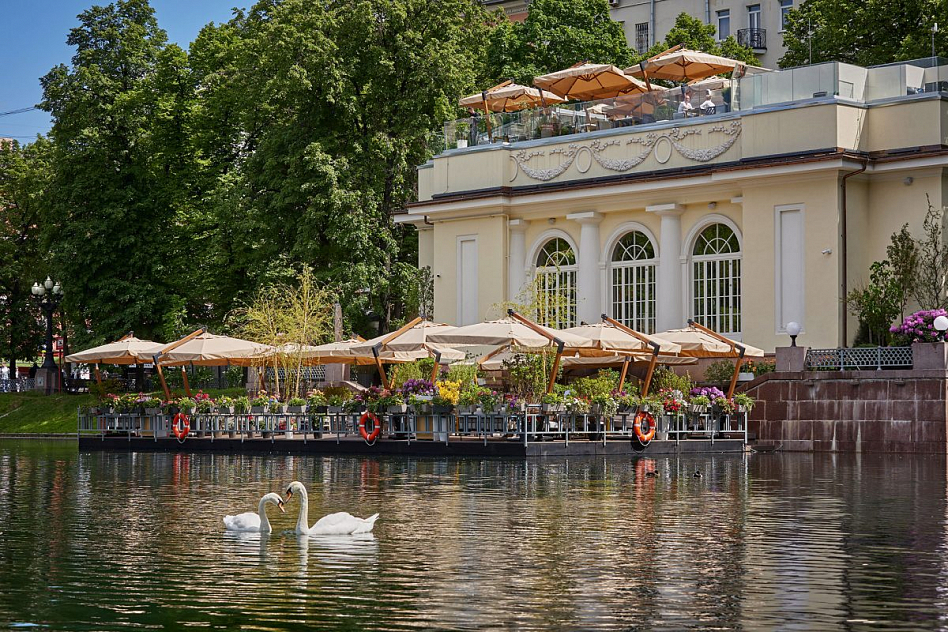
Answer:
[295,486,310,533]
[257,497,271,532]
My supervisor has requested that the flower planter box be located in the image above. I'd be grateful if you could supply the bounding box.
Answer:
[541,404,565,413]
[432,405,454,414]
[457,405,476,415]
[689,404,708,415]
[287,405,307,414]
[387,404,408,414]
[250,406,266,414]
[144,408,161,416]
[216,406,234,415]
[314,405,328,414]
[738,372,755,381]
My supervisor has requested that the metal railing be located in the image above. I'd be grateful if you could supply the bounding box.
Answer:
[78,406,748,446]
[737,27,766,50]
[804,346,913,371]
[0,378,35,392]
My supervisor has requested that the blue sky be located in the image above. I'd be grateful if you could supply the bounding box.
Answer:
[0,0,244,139]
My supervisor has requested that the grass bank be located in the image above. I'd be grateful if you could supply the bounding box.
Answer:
[0,392,95,434]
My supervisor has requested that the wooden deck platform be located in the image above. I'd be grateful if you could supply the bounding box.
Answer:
[78,435,748,457]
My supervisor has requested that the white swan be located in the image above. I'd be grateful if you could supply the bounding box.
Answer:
[223,492,286,533]
[284,481,379,535]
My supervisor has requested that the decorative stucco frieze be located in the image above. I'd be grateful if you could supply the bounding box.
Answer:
[509,120,742,183]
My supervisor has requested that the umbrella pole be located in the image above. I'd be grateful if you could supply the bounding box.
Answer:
[546,340,565,394]
[430,351,442,384]
[641,342,661,397]
[153,355,170,400]
[181,368,192,397]
[618,356,630,392]
[727,347,747,400]
[372,345,390,390]
[94,365,102,386]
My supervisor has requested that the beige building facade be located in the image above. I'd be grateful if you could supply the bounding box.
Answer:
[401,60,948,352]
[481,0,792,69]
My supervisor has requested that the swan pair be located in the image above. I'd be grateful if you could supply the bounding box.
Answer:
[222,481,378,536]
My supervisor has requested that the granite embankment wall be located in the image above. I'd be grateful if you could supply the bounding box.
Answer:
[747,370,948,453]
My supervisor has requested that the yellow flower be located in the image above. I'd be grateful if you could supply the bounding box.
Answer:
[436,379,461,405]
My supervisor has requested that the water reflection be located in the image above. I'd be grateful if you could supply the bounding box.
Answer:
[0,441,947,630]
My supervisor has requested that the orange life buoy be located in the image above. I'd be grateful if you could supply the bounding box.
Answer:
[172,412,190,440]
[359,411,381,443]
[633,410,656,444]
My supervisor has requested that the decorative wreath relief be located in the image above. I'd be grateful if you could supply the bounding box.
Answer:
[509,121,742,182]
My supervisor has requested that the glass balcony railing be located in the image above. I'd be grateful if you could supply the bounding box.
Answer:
[435,85,736,152]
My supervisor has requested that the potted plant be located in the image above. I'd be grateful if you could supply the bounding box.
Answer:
[457,388,480,415]
[308,390,328,414]
[216,395,235,414]
[143,396,162,416]
[408,394,432,414]
[249,394,269,414]
[195,396,215,437]
[433,379,461,414]
[327,393,348,414]
[688,395,710,414]
[478,389,500,414]
[541,391,565,413]
[287,397,307,414]
[591,394,618,418]
[733,392,755,414]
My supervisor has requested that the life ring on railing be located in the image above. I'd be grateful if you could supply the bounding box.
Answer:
[633,410,656,444]
[172,413,190,441]
[359,411,381,443]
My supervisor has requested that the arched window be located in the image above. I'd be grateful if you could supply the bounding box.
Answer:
[610,231,657,333]
[692,223,741,336]
[534,238,577,328]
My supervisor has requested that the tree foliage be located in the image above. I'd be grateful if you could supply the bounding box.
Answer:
[646,13,759,67]
[779,0,945,68]
[0,140,49,376]
[914,198,948,310]
[485,0,633,85]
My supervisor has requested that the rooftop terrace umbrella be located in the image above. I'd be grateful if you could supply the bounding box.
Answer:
[652,320,764,399]
[459,81,566,113]
[627,47,746,84]
[533,63,651,101]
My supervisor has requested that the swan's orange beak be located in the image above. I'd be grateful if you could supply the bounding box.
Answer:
[278,500,286,513]
[284,489,293,501]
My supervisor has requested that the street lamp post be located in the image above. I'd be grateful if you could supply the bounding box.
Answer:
[31,277,63,395]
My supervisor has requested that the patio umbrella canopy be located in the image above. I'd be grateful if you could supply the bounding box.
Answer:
[282,339,378,366]
[479,349,695,371]
[533,63,651,101]
[351,321,458,354]
[147,332,274,367]
[65,335,163,365]
[426,317,593,349]
[561,321,682,355]
[650,325,764,358]
[627,49,745,83]
[459,81,566,113]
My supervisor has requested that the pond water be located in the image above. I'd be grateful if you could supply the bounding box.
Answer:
[1,440,947,630]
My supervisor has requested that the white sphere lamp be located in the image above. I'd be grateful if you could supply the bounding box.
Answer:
[934,315,948,333]
[786,321,802,347]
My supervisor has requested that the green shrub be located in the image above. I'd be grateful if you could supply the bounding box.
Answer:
[570,369,619,399]
[224,366,244,388]
[703,360,736,386]
[652,367,693,393]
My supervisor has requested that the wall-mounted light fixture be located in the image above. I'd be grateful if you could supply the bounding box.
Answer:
[708,201,717,210]
[547,217,556,225]
[904,176,914,186]
[821,248,833,255]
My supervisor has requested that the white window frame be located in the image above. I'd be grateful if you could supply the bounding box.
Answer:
[688,220,743,338]
[779,0,792,32]
[532,236,578,329]
[747,4,761,30]
[717,9,731,41]
[609,230,658,333]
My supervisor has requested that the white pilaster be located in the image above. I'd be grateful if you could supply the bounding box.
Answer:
[647,203,685,331]
[567,211,603,325]
[507,219,529,301]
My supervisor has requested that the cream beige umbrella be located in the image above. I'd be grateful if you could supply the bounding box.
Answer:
[458,81,566,113]
[351,319,468,387]
[141,328,274,398]
[427,311,593,393]
[65,334,163,365]
[563,318,684,393]
[65,333,164,386]
[627,48,746,84]
[281,339,378,366]
[533,63,651,101]
[652,320,764,398]
[480,348,695,371]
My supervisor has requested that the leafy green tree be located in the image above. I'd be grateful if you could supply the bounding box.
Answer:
[847,260,903,345]
[886,224,919,319]
[485,0,634,85]
[645,13,759,67]
[0,140,49,378]
[190,0,490,335]
[913,197,948,310]
[780,0,944,68]
[39,0,200,346]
